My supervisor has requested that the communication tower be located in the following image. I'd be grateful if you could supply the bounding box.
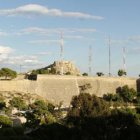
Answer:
[88,46,92,76]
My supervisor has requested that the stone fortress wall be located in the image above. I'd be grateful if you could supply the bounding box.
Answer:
[0,75,137,106]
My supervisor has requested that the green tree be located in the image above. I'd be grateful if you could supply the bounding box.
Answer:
[0,68,17,79]
[96,72,104,77]
[118,85,137,102]
[32,69,49,74]
[25,100,56,128]
[0,97,6,110]
[68,93,109,119]
[118,69,127,77]
[82,73,88,76]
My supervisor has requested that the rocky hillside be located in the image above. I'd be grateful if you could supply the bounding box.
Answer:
[32,60,81,75]
[0,91,45,106]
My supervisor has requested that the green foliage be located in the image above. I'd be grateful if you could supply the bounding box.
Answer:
[68,93,110,120]
[118,85,137,102]
[25,100,56,128]
[32,69,49,74]
[0,115,12,128]
[118,69,127,76]
[4,107,12,116]
[32,100,49,115]
[103,93,123,103]
[104,85,137,104]
[96,72,104,77]
[32,67,56,75]
[65,72,71,75]
[0,102,6,110]
[79,83,91,93]
[136,96,140,105]
[0,97,6,110]
[82,73,88,76]
[47,103,55,113]
[49,67,56,74]
[9,97,27,110]
[0,68,17,79]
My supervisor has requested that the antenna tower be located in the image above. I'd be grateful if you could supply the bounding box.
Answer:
[123,47,126,72]
[108,36,111,76]
[60,32,64,75]
[88,46,92,76]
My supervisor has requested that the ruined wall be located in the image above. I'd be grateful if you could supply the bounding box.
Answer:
[0,75,137,106]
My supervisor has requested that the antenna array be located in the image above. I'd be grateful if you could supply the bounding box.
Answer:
[88,46,92,76]
[123,47,126,72]
[60,32,64,75]
[108,36,111,76]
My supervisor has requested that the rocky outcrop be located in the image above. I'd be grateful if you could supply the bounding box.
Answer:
[43,61,81,75]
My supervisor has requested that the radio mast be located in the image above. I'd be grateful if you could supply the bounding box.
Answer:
[60,32,64,75]
[88,46,92,76]
[108,36,111,76]
[122,47,126,72]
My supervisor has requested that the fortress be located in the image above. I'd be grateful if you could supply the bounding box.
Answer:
[0,75,138,106]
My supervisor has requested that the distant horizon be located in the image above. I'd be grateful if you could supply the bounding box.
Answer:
[0,0,140,77]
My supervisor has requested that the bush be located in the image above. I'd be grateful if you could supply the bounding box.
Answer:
[118,69,126,77]
[119,85,137,102]
[82,73,88,76]
[9,97,27,110]
[68,93,110,120]
[0,68,17,79]
[65,72,71,75]
[96,72,104,77]
[0,116,12,128]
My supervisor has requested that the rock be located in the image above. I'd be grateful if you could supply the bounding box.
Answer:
[44,61,81,75]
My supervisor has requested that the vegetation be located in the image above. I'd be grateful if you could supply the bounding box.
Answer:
[96,72,104,76]
[103,85,137,104]
[25,100,56,128]
[32,69,49,74]
[1,84,140,139]
[82,72,88,76]
[65,72,71,75]
[0,68,17,79]
[0,116,12,128]
[0,97,6,110]
[9,97,27,110]
[118,69,127,76]
[31,67,56,75]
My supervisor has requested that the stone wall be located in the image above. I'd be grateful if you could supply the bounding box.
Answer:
[0,75,137,106]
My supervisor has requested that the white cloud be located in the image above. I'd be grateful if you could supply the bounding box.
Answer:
[21,27,96,35]
[6,55,40,65]
[0,46,14,54]
[0,4,104,20]
[0,46,14,63]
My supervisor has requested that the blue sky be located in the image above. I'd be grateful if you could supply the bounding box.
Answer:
[0,0,140,77]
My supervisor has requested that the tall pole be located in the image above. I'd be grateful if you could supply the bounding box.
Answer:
[60,32,64,75]
[109,36,111,76]
[60,32,64,60]
[88,46,92,76]
[123,47,126,72]
[20,65,22,74]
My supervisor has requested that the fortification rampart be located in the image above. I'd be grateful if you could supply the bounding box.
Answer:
[0,75,137,106]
